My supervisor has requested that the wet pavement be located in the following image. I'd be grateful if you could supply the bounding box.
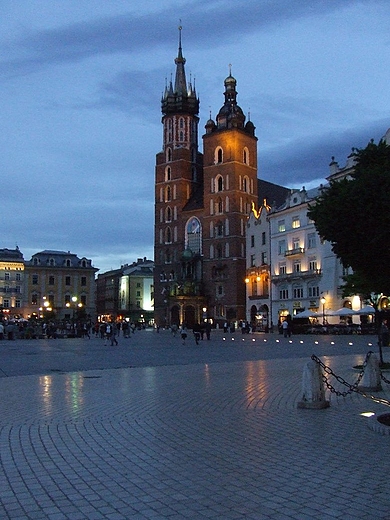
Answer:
[0,330,389,519]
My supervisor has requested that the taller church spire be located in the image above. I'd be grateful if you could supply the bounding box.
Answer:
[161,26,199,116]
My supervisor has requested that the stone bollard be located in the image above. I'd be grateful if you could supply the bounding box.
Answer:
[297,358,330,409]
[358,353,382,392]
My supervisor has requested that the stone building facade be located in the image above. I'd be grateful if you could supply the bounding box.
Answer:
[24,250,98,322]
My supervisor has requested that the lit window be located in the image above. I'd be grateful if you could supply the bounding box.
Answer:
[292,216,300,229]
[278,220,285,232]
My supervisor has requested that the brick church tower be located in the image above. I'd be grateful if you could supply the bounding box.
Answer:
[154,31,258,328]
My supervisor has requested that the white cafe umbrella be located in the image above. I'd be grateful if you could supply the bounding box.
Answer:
[329,308,355,316]
[356,305,376,315]
[294,310,319,318]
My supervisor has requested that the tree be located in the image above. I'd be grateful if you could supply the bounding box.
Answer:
[308,138,390,296]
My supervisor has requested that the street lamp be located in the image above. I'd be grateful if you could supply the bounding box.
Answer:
[320,296,326,325]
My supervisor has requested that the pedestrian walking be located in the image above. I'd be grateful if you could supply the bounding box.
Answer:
[192,323,201,345]
[180,324,187,345]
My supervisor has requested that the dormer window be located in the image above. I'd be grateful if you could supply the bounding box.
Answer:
[49,258,55,266]
[33,258,39,266]
[65,259,71,267]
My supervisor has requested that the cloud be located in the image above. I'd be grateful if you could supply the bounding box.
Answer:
[0,0,376,76]
[260,119,390,187]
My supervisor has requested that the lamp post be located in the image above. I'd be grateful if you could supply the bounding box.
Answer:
[320,296,326,325]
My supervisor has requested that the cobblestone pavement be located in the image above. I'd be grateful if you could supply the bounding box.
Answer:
[1,332,390,519]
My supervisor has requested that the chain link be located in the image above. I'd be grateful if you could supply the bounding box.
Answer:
[311,352,390,408]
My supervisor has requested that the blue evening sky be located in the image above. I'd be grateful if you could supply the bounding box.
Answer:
[1,0,389,272]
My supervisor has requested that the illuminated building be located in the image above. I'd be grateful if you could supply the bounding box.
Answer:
[0,247,25,319]
[96,258,154,323]
[24,250,98,322]
[154,31,264,328]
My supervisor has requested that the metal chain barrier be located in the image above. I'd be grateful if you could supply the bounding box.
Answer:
[311,352,390,408]
[381,372,390,385]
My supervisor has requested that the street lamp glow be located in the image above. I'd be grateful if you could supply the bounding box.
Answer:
[320,296,326,325]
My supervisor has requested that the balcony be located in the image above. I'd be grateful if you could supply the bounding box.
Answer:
[285,247,305,257]
[271,269,322,282]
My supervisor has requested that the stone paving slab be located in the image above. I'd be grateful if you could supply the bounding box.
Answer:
[1,350,390,519]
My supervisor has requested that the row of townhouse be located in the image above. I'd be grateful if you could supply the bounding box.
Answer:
[0,249,97,322]
[245,152,362,330]
[0,249,155,325]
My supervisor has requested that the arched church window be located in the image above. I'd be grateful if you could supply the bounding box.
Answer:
[215,147,223,164]
[166,147,172,162]
[165,207,172,222]
[243,176,249,193]
[165,166,171,181]
[185,217,202,254]
[216,175,223,192]
[165,186,171,202]
[179,117,184,129]
[216,221,224,237]
[243,147,249,165]
[216,197,223,214]
[165,227,172,244]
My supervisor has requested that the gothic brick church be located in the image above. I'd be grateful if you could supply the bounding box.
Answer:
[154,31,287,328]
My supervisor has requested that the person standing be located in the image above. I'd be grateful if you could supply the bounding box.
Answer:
[282,319,290,338]
[205,321,212,340]
[379,319,389,347]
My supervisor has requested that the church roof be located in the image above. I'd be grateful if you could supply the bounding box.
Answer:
[257,179,290,208]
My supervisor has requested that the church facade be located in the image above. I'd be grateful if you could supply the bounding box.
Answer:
[154,33,259,328]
